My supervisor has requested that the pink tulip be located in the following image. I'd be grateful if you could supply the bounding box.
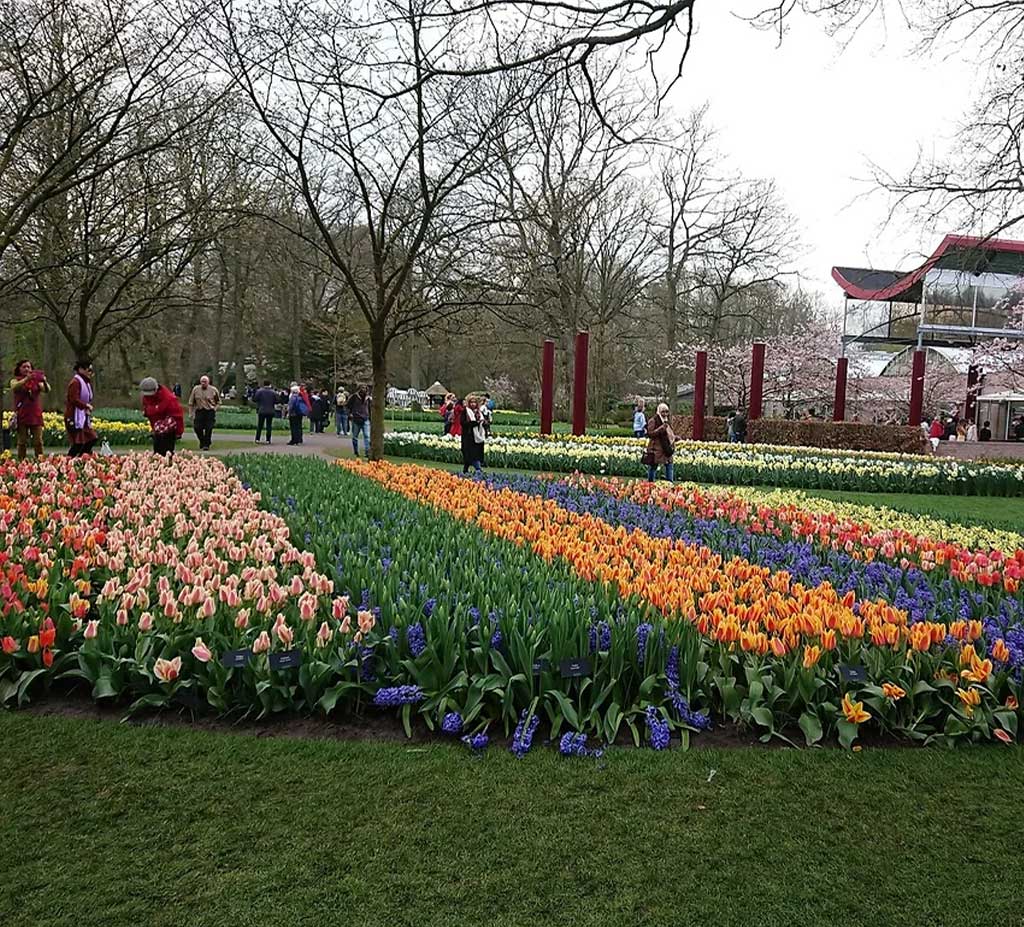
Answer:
[116,608,129,626]
[252,631,271,654]
[276,622,294,647]
[2,636,18,654]
[316,621,332,648]
[340,615,352,634]
[153,656,181,683]
[84,620,99,640]
[201,596,216,619]
[191,637,212,663]
[358,609,375,634]
[289,575,304,596]
[332,596,349,621]
[299,592,317,622]
[138,612,154,632]
[234,609,250,630]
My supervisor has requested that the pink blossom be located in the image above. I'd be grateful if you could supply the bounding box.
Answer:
[332,596,350,621]
[191,637,212,663]
[138,612,154,632]
[84,620,99,640]
[275,622,294,647]
[234,609,250,630]
[154,656,182,683]
[357,609,375,634]
[252,631,271,654]
[316,621,333,648]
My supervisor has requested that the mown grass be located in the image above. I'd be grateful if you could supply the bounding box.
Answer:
[0,711,1021,927]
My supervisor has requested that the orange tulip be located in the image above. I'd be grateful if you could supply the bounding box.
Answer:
[961,658,992,684]
[956,687,982,716]
[802,645,822,669]
[821,629,837,651]
[841,692,871,724]
[881,682,906,701]
[992,639,1011,663]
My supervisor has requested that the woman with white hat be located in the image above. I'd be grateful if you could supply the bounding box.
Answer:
[139,377,184,455]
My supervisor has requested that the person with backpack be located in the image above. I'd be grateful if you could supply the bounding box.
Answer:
[287,385,308,445]
[347,385,370,457]
[643,403,675,482]
[335,387,349,436]
[9,359,49,461]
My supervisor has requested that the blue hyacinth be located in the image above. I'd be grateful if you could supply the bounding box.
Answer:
[373,685,424,707]
[441,711,464,735]
[510,709,540,759]
[462,732,489,751]
[645,707,671,750]
[636,622,652,665]
[407,622,427,657]
[423,598,437,617]
[558,731,602,758]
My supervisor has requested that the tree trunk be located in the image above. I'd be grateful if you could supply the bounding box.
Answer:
[369,326,388,461]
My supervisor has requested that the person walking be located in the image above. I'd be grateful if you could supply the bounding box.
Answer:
[644,403,676,482]
[253,380,278,444]
[65,360,98,458]
[928,417,944,452]
[335,387,349,436]
[460,396,486,474]
[633,400,647,438]
[187,375,221,450]
[980,420,992,441]
[347,385,370,458]
[10,359,49,461]
[450,395,465,439]
[140,377,184,455]
[726,411,736,443]
[966,420,978,442]
[287,385,307,445]
[479,394,493,437]
[440,394,455,435]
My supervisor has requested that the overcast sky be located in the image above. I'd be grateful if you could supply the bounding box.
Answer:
[663,2,984,310]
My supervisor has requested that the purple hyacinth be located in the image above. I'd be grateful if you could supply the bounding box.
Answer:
[423,598,437,617]
[373,685,424,707]
[558,731,603,758]
[645,707,671,750]
[511,709,540,759]
[636,622,652,665]
[462,732,489,750]
[441,711,464,735]
[407,622,427,657]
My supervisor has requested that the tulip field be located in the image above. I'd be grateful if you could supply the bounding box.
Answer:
[3,451,1022,751]
[383,430,1024,495]
[4,450,1024,927]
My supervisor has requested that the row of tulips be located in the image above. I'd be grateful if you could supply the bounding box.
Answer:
[337,460,1021,746]
[381,431,1024,496]
[475,472,1024,669]
[4,412,154,446]
[0,454,378,715]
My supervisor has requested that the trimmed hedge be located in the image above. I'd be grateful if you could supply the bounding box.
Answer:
[671,416,927,454]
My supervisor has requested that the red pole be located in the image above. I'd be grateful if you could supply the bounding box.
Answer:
[909,349,926,426]
[540,339,555,435]
[965,364,979,423]
[571,332,589,436]
[693,350,707,440]
[749,342,766,421]
[833,356,849,422]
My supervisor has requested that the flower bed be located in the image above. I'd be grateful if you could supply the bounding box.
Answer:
[3,453,1022,750]
[340,460,1022,747]
[24,412,152,446]
[383,431,1024,495]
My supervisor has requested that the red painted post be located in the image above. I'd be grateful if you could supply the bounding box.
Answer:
[965,364,979,423]
[693,350,708,440]
[833,356,849,422]
[571,332,589,436]
[749,342,766,421]
[540,340,555,435]
[908,349,926,426]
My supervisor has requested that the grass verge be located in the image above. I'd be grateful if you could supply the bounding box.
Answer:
[1,711,1021,927]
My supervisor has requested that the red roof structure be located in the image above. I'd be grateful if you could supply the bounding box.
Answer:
[832,235,1024,303]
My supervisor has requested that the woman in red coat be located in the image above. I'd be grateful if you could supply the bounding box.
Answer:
[139,377,185,455]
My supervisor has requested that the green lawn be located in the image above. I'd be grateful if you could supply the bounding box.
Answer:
[0,711,1021,927]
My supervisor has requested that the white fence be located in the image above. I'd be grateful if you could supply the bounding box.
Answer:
[386,387,430,408]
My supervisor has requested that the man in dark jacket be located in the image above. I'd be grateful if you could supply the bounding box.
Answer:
[253,380,278,444]
[347,385,370,458]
